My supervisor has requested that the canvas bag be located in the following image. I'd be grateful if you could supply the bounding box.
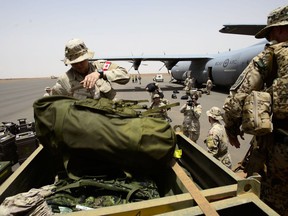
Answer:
[33,96,176,177]
[242,91,273,136]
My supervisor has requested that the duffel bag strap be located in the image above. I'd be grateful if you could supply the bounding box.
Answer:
[142,102,180,116]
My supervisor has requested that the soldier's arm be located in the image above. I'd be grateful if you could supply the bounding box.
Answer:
[51,75,71,96]
[103,62,130,85]
[193,104,202,119]
[223,48,273,147]
[205,132,220,156]
[179,104,187,113]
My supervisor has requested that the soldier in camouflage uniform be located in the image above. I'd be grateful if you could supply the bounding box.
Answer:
[205,107,232,169]
[180,94,202,143]
[223,5,288,215]
[52,38,130,100]
[149,94,170,121]
[206,77,213,95]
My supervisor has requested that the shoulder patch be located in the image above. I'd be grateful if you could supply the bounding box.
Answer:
[230,66,248,91]
[103,61,111,71]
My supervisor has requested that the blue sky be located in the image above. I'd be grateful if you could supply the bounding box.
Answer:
[0,0,287,78]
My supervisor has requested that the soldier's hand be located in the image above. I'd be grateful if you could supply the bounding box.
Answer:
[228,134,241,148]
[81,72,100,89]
[225,127,242,148]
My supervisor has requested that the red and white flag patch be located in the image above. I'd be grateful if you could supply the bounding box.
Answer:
[103,61,111,71]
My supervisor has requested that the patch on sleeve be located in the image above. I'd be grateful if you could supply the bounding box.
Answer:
[206,136,215,149]
[230,64,249,91]
[103,61,111,71]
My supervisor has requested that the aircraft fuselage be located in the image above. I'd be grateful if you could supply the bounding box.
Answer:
[171,42,265,87]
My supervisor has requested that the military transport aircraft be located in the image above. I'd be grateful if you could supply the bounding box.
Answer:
[92,24,266,88]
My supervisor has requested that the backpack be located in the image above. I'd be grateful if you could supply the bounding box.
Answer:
[33,96,177,178]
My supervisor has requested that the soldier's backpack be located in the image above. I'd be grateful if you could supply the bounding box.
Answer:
[33,96,177,178]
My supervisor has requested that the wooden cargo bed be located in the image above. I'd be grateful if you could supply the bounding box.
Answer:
[0,133,278,215]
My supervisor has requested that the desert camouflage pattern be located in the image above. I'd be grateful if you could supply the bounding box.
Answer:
[256,5,288,38]
[206,78,213,95]
[149,100,169,120]
[0,185,55,215]
[223,41,288,215]
[52,60,129,100]
[180,103,202,142]
[242,91,273,135]
[205,122,232,169]
[184,77,195,94]
[272,75,288,119]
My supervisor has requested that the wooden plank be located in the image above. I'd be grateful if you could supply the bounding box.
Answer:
[0,145,55,203]
[171,159,219,216]
[156,193,280,216]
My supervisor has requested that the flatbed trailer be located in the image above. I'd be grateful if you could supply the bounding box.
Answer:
[0,133,278,215]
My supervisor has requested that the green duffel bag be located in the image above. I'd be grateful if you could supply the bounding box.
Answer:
[33,96,177,177]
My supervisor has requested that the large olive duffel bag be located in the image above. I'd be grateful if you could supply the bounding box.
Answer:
[33,96,176,177]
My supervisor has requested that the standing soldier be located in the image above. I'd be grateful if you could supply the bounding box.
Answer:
[149,94,171,122]
[205,107,232,169]
[138,74,142,84]
[180,94,202,143]
[223,5,288,215]
[206,77,213,95]
[51,38,130,100]
[43,87,51,97]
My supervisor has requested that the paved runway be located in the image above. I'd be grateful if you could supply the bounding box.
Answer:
[0,74,251,167]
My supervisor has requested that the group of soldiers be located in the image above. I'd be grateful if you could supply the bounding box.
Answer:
[181,76,232,169]
[183,76,213,96]
[44,6,288,213]
[131,74,142,84]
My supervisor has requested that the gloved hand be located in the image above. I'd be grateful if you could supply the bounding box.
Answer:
[225,127,244,148]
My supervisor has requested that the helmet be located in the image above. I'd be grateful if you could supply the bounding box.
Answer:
[63,38,94,65]
[45,87,51,91]
[255,5,288,39]
[206,106,223,120]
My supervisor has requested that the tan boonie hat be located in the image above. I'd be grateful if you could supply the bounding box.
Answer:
[63,38,94,65]
[206,106,223,120]
[255,5,288,39]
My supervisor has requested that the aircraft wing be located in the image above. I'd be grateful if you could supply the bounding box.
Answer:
[219,24,266,36]
[92,55,213,62]
[91,55,213,71]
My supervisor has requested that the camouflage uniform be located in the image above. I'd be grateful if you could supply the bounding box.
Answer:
[223,6,288,215]
[52,39,130,100]
[149,94,171,121]
[43,87,51,97]
[184,77,195,94]
[180,98,202,143]
[53,61,129,100]
[206,78,213,95]
[205,107,232,169]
